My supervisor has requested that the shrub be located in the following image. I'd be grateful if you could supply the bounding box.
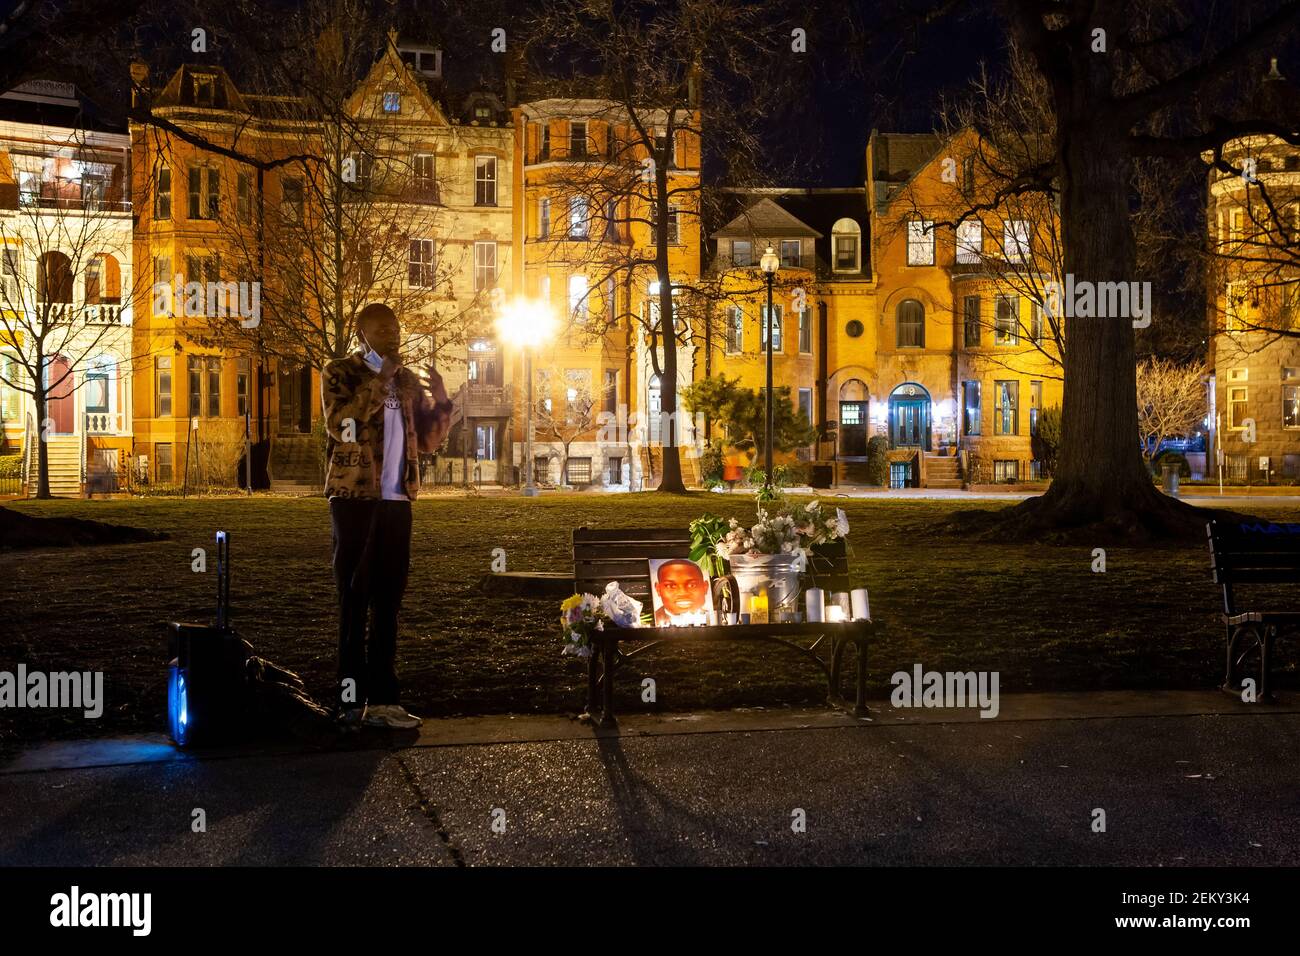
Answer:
[0,454,23,479]
[1031,406,1062,476]
[697,441,725,489]
[1152,450,1191,478]
[864,435,890,486]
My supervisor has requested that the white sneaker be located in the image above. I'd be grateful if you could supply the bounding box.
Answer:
[363,704,422,729]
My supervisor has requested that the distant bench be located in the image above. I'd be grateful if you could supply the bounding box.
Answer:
[1207,520,1300,701]
[572,527,880,726]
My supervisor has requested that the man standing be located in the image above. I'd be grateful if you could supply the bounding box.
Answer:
[321,303,452,729]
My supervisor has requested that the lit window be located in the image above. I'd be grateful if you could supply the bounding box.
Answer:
[906,219,934,266]
[569,196,589,238]
[834,218,862,271]
[995,295,1019,345]
[1284,384,1300,429]
[1228,386,1248,429]
[569,273,588,320]
[995,380,1019,435]
[725,307,743,353]
[896,299,924,348]
[956,220,982,264]
[382,92,400,113]
[475,155,497,206]
[963,381,981,435]
[761,304,783,351]
[1003,220,1031,263]
[474,241,497,291]
[408,239,435,287]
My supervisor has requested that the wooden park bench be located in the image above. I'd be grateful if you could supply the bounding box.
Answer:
[572,527,880,726]
[1207,519,1300,701]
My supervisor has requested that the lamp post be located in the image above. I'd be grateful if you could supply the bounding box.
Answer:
[496,298,555,497]
[760,245,781,490]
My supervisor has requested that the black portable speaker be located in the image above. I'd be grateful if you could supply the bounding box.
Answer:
[166,531,251,747]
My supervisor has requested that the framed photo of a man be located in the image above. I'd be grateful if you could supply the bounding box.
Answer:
[648,558,715,626]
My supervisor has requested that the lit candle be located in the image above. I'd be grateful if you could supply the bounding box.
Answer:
[827,605,846,623]
[751,589,769,624]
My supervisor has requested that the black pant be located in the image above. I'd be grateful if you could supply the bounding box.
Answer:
[330,498,412,708]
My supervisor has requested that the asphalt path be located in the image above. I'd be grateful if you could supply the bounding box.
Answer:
[3,698,1298,866]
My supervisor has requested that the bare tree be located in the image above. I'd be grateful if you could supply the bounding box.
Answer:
[518,0,792,493]
[533,367,597,485]
[1136,358,1207,464]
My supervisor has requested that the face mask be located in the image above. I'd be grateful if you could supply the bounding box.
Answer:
[359,332,383,371]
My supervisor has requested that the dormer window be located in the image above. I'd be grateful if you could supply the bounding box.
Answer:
[474,104,491,122]
[779,240,801,268]
[382,92,401,113]
[192,74,214,106]
[833,219,863,271]
[731,240,753,267]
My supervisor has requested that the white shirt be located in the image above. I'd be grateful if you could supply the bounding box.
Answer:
[362,350,408,500]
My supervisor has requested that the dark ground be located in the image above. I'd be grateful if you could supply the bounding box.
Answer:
[2,493,1297,750]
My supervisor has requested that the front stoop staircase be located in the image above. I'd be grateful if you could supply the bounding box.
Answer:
[838,458,872,485]
[924,454,962,489]
[269,433,322,495]
[26,436,81,497]
[638,447,701,489]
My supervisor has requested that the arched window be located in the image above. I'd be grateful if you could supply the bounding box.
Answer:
[831,218,861,273]
[896,299,924,348]
[84,253,122,305]
[37,251,73,303]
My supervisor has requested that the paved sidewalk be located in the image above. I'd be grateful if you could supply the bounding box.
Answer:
[3,691,1299,866]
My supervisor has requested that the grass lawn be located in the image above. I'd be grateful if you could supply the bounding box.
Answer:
[3,491,1298,747]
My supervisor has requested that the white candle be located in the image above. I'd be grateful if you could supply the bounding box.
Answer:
[827,605,846,623]
[832,592,851,618]
[805,588,825,623]
[851,588,871,621]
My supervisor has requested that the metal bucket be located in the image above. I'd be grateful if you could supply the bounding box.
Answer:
[729,552,803,612]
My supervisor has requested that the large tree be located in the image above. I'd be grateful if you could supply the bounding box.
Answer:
[974,0,1300,539]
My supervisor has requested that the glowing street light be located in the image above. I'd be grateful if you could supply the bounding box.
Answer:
[496,297,557,496]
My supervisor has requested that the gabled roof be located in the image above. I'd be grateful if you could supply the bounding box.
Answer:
[708,187,872,278]
[152,65,249,114]
[345,36,451,126]
[712,196,822,239]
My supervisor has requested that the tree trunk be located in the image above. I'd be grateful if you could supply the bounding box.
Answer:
[990,102,1204,541]
[655,155,687,495]
[34,389,49,499]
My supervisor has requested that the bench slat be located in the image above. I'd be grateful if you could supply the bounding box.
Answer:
[1213,567,1300,584]
[573,528,692,543]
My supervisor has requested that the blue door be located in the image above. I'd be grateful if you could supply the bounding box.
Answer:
[890,397,930,449]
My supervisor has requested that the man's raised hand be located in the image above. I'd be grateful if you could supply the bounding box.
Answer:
[422,364,449,404]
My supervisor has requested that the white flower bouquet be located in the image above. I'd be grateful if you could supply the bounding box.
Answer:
[559,582,643,658]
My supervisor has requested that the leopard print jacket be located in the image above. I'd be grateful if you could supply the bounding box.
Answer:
[320,352,446,500]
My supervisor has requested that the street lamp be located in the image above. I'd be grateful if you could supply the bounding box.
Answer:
[760,245,781,490]
[496,297,556,497]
